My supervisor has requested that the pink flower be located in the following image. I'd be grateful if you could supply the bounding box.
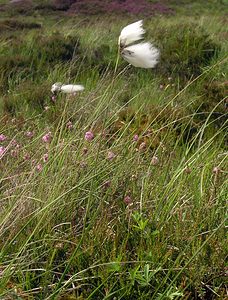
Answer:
[43,153,48,163]
[85,131,94,141]
[51,95,57,102]
[0,146,6,157]
[107,151,116,160]
[133,134,139,142]
[24,153,30,160]
[36,164,43,172]
[0,134,7,142]
[25,131,34,138]
[42,132,52,143]
[66,121,73,130]
[124,195,132,205]
[151,156,159,166]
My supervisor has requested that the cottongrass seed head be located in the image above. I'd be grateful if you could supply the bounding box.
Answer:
[118,20,145,48]
[119,20,160,68]
[51,82,84,94]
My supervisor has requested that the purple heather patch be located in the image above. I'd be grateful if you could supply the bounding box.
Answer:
[68,0,172,16]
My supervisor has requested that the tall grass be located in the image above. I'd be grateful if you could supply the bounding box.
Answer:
[0,5,227,300]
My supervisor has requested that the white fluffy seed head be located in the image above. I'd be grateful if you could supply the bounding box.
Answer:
[51,82,62,93]
[60,84,84,94]
[118,20,145,48]
[51,83,84,94]
[121,42,160,68]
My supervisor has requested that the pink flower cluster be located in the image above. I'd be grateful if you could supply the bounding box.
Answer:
[107,150,116,160]
[85,131,94,141]
[0,129,52,173]
[66,121,73,130]
[0,146,6,158]
[25,131,34,138]
[133,134,139,142]
[42,132,52,143]
[124,195,132,205]
[0,134,7,159]
[0,134,7,142]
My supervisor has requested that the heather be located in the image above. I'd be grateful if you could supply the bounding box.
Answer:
[68,0,172,16]
[1,0,172,16]
[0,1,227,299]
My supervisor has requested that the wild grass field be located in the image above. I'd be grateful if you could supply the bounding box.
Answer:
[0,0,227,299]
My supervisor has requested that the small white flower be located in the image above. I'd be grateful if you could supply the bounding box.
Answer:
[51,82,84,94]
[118,20,145,48]
[119,20,160,69]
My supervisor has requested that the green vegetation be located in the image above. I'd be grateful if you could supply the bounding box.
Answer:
[0,1,227,299]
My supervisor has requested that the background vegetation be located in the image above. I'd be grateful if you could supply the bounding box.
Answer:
[0,0,227,299]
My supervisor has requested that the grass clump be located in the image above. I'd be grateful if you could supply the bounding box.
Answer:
[32,32,81,63]
[156,23,221,83]
[2,81,51,115]
[0,19,42,33]
[0,32,81,93]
